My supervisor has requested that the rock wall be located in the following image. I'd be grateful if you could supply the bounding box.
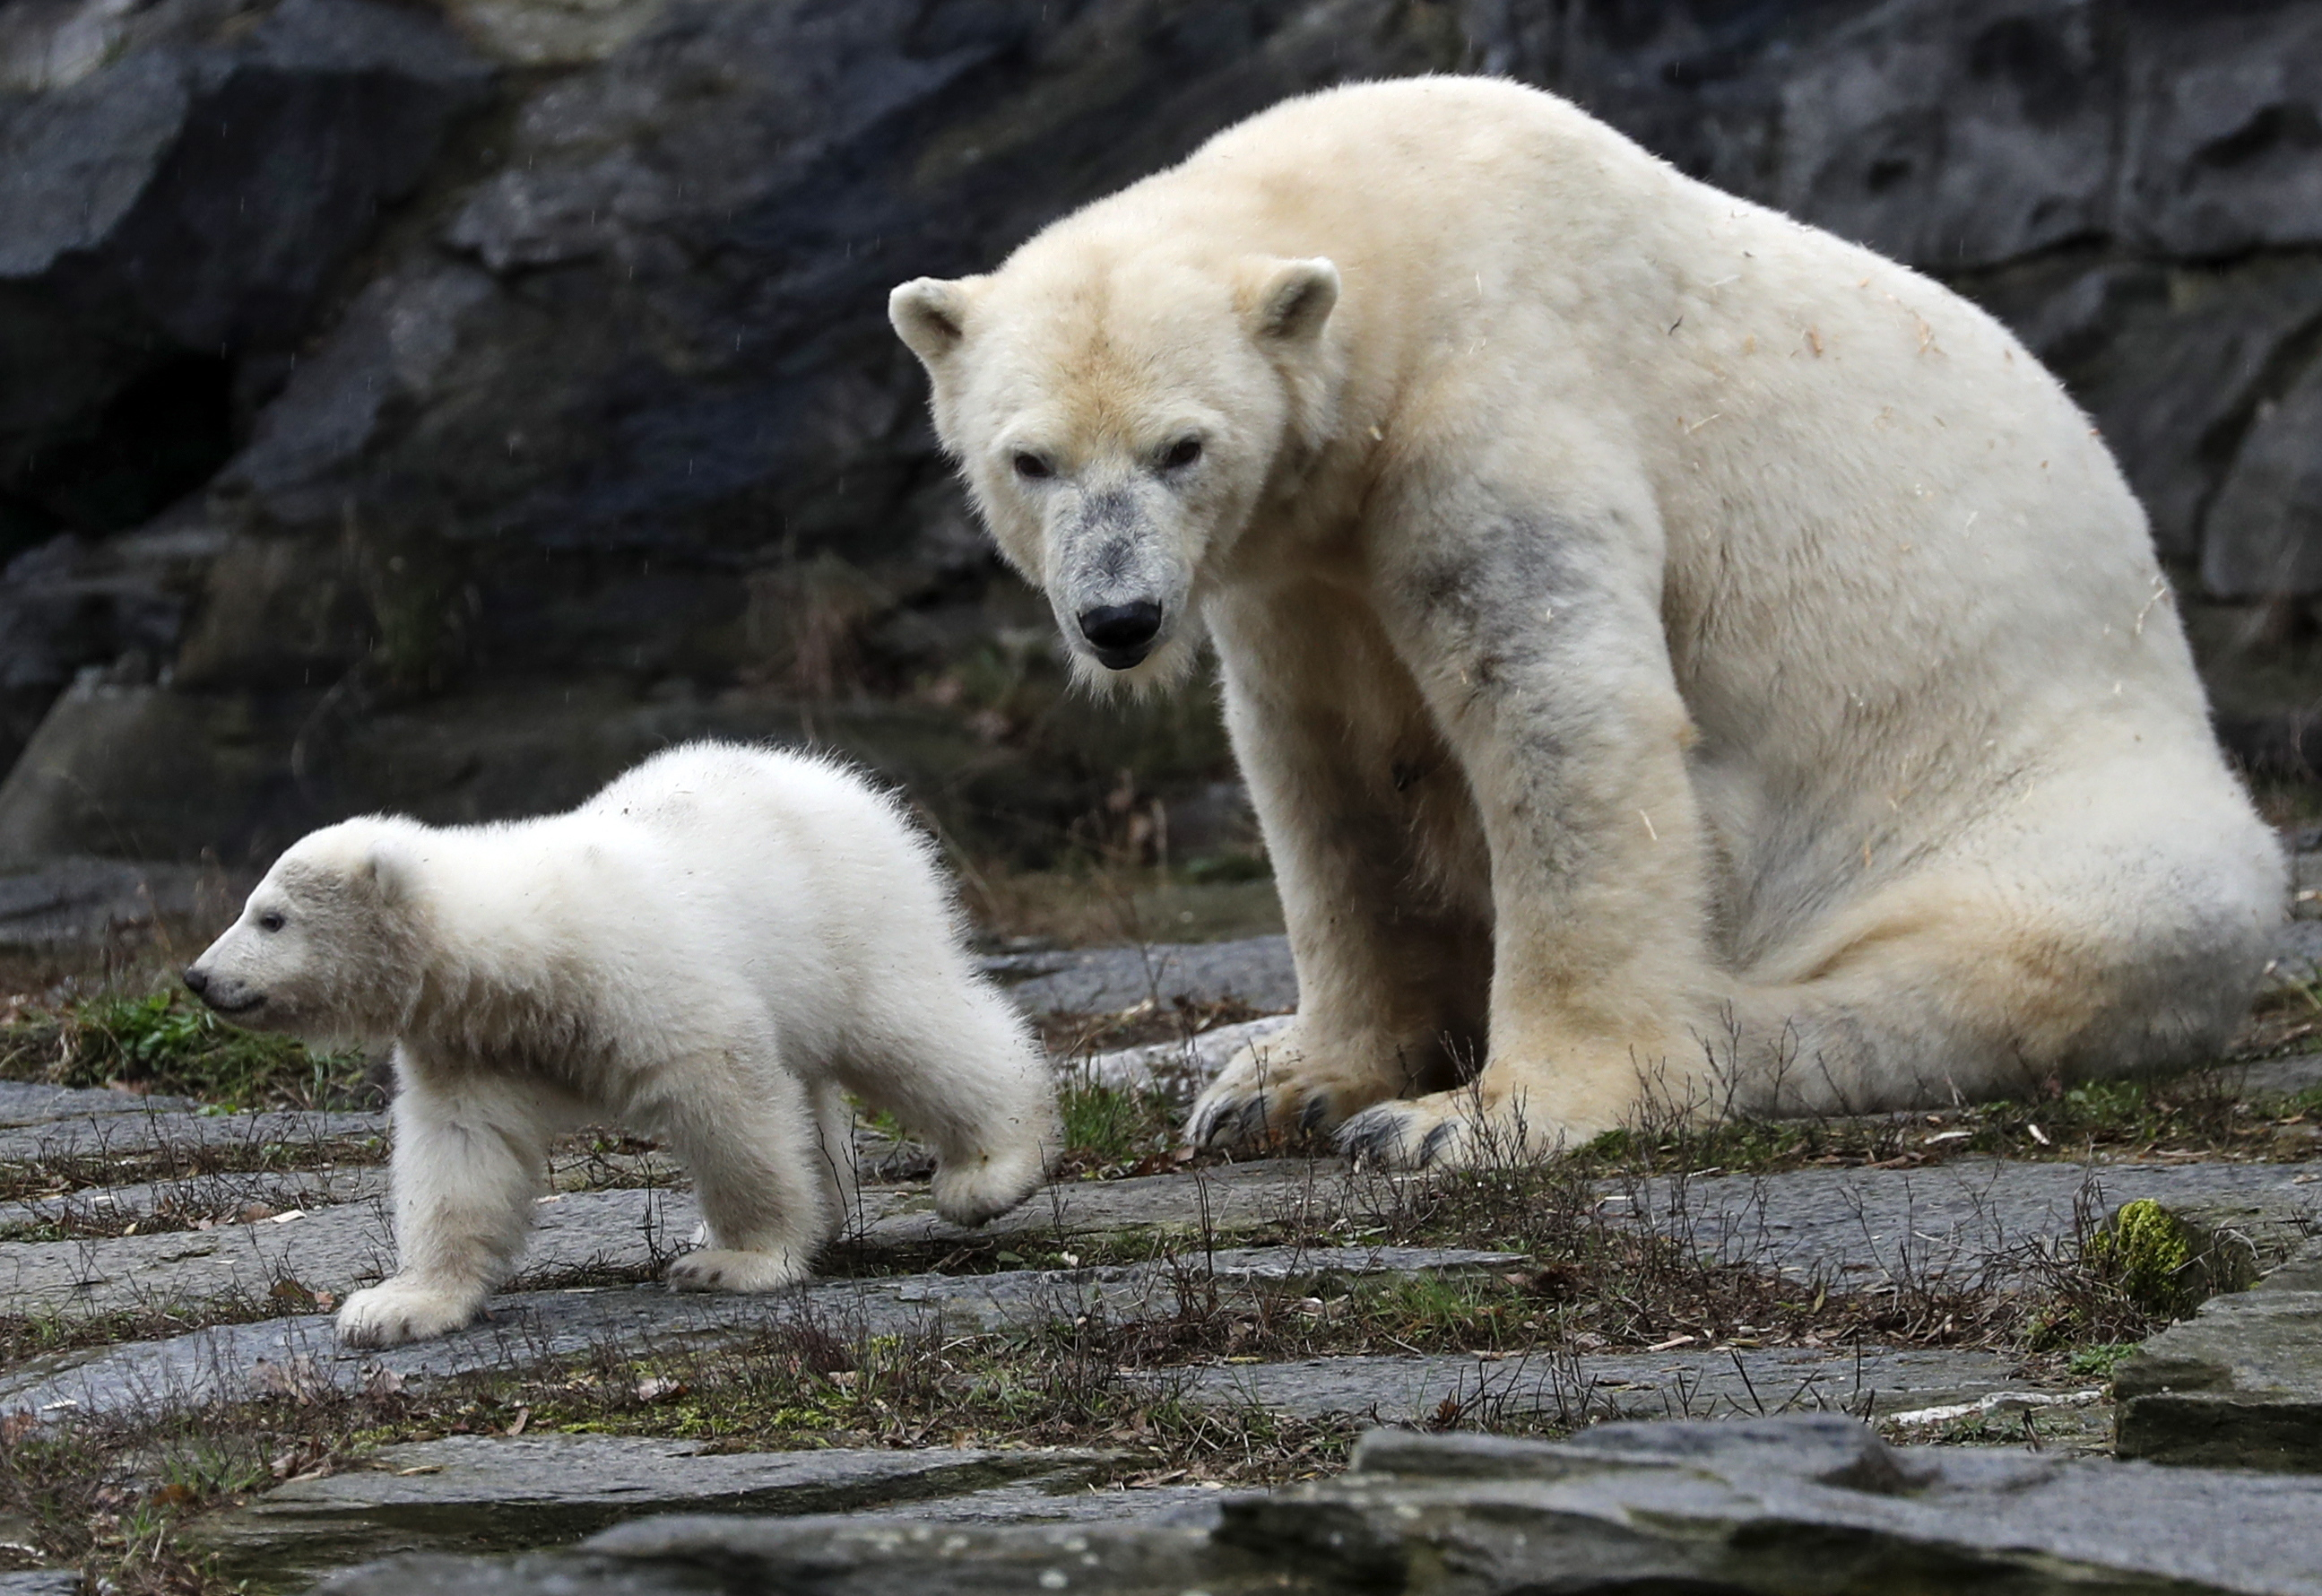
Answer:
[2,0,2318,871]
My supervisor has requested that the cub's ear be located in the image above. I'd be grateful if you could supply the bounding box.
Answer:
[1244,257,1339,343]
[360,837,416,906]
[888,277,983,365]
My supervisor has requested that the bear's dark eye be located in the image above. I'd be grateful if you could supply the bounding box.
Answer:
[258,911,285,933]
[1011,452,1053,481]
[1160,437,1203,471]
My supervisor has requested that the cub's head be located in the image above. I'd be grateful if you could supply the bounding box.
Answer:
[184,819,428,1041]
[890,240,1341,690]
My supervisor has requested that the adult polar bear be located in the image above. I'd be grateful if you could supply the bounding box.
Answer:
[890,77,2283,1167]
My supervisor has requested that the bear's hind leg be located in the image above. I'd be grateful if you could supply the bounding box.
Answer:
[337,1055,559,1349]
[845,978,1056,1227]
[658,1053,833,1292]
[1730,790,2281,1116]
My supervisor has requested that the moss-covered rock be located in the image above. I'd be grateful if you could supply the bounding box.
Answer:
[2086,1198,2264,1322]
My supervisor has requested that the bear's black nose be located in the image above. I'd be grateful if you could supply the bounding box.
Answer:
[1078,601,1163,667]
[182,966,208,996]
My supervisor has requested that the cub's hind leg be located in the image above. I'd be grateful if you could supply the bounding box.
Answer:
[842,975,1057,1228]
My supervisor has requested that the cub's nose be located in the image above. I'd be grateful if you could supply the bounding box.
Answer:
[1077,601,1163,668]
[182,966,209,996]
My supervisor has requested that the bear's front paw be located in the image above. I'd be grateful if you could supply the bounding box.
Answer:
[1184,1028,1397,1152]
[1335,1089,1582,1171]
[665,1246,810,1293]
[335,1278,485,1348]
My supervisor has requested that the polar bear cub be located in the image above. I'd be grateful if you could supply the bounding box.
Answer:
[184,742,1059,1348]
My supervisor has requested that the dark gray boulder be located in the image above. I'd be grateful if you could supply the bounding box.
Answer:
[3,0,2322,877]
[0,0,494,551]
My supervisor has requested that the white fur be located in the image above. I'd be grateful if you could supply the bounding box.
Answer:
[187,742,1059,1346]
[892,77,2285,1167]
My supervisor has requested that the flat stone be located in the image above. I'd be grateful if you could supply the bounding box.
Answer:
[0,1080,195,1125]
[0,1106,388,1169]
[0,1182,689,1319]
[855,1159,1334,1253]
[2115,1238,2322,1470]
[993,937,1295,1018]
[0,1167,392,1244]
[1642,1158,2322,1285]
[828,1481,1223,1528]
[0,1245,1516,1421]
[2231,1051,2322,1097]
[9,1149,2308,1352]
[1172,1345,2045,1428]
[0,1574,79,1596]
[320,1524,1247,1596]
[1073,1016,1295,1096]
[0,1155,1332,1323]
[879,1246,1520,1329]
[311,1416,2322,1596]
[190,1435,1115,1591]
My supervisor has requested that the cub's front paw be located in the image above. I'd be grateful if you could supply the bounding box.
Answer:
[665,1246,810,1293]
[335,1278,484,1348]
[1184,1027,1399,1152]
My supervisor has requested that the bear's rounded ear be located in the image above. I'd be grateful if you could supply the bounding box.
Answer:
[362,837,415,906]
[1245,257,1340,344]
[889,277,981,365]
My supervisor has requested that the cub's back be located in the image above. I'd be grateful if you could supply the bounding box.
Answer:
[579,742,954,945]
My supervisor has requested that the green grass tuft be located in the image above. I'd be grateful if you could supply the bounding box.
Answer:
[4,990,374,1112]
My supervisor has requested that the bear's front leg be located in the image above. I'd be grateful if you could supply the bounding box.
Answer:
[1336,468,1725,1169]
[1187,582,1495,1150]
[337,1056,553,1348]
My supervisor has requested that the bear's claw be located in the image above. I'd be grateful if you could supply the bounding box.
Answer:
[1336,1089,1583,1169]
[1338,1103,1467,1168]
[1336,1103,1419,1167]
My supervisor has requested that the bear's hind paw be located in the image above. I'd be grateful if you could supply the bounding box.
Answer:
[931,1148,1046,1227]
[665,1246,810,1293]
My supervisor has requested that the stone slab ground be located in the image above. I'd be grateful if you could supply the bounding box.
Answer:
[188,1437,1135,1591]
[1,926,2318,1591]
[308,1418,2322,1596]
